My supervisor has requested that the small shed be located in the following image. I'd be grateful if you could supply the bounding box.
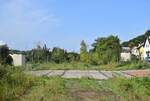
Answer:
[10,54,25,66]
[120,47,131,61]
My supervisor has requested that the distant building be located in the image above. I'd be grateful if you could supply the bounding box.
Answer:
[137,43,145,60]
[144,37,150,61]
[131,46,139,56]
[120,47,131,61]
[136,37,150,61]
[10,54,26,66]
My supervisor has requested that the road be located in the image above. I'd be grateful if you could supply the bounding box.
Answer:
[27,69,150,80]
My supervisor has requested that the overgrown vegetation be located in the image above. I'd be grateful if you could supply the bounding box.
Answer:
[0,65,36,101]
[116,61,150,70]
[18,77,150,101]
[89,35,121,65]
[1,64,150,101]
[0,45,13,65]
[26,61,150,71]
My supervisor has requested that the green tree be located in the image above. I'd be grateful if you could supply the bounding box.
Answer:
[67,52,80,62]
[26,43,50,63]
[0,45,13,65]
[91,35,121,65]
[80,40,89,63]
[51,47,66,63]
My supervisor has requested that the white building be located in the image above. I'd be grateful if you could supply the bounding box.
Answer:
[10,54,26,66]
[120,47,131,61]
[144,37,150,60]
[131,46,139,56]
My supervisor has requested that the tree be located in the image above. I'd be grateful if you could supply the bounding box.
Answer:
[26,43,51,63]
[51,47,66,63]
[80,40,89,63]
[0,45,13,65]
[67,52,80,62]
[91,35,121,65]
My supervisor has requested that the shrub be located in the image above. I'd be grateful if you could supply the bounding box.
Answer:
[0,45,13,65]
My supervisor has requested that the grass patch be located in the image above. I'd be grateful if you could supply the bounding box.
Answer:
[26,61,150,71]
[0,65,37,101]
[26,62,102,70]
[101,77,150,101]
[19,77,150,101]
[116,61,150,70]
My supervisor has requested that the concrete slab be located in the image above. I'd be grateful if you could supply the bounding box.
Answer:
[47,70,65,77]
[27,69,150,79]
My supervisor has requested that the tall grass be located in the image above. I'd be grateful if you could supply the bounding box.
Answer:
[26,62,99,70]
[116,61,150,70]
[0,65,36,101]
[101,77,150,101]
[20,77,150,101]
[26,61,150,71]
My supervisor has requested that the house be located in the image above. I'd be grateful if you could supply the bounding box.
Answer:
[137,43,145,60]
[131,46,139,57]
[10,54,26,66]
[136,37,150,61]
[120,47,131,61]
[143,37,150,61]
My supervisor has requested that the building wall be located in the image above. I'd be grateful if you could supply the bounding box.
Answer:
[10,54,25,66]
[120,53,131,61]
[144,39,150,59]
[139,46,144,60]
[131,47,139,56]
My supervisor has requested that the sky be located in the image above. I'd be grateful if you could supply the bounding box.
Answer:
[0,0,150,52]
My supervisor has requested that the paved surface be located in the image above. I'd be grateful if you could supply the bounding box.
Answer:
[27,69,150,80]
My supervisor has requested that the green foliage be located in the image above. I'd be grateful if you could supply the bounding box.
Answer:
[26,44,50,63]
[27,62,94,70]
[19,77,150,101]
[122,30,150,47]
[116,61,150,70]
[0,45,13,65]
[25,45,80,64]
[0,65,36,101]
[80,40,89,63]
[89,52,99,65]
[131,55,140,63]
[66,52,80,62]
[51,47,67,63]
[10,49,26,55]
[102,77,150,101]
[90,35,121,65]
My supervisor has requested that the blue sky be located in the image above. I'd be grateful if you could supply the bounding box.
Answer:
[0,0,150,51]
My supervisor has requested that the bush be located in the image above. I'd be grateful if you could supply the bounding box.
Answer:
[0,45,13,65]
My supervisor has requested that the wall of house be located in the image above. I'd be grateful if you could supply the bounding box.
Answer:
[10,54,25,66]
[131,47,139,56]
[120,53,131,61]
[139,46,144,60]
[144,38,150,59]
